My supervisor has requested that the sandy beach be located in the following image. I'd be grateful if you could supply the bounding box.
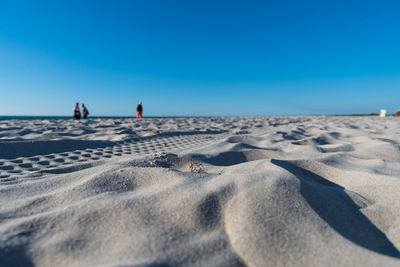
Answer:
[1,116,400,266]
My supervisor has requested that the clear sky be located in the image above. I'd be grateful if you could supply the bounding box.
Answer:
[1,0,400,116]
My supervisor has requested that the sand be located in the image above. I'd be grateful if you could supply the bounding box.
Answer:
[1,116,400,266]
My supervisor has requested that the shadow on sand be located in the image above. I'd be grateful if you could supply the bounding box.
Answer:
[271,159,400,258]
[0,247,34,267]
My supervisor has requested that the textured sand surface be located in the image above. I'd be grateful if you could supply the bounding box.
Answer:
[1,116,400,266]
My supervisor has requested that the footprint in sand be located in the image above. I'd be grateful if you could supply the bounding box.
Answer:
[19,163,33,168]
[0,165,14,171]
[37,160,50,166]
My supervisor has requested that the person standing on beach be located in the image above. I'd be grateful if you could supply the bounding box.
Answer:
[136,101,143,119]
[82,104,89,119]
[74,103,81,120]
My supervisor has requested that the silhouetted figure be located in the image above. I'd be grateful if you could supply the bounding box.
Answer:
[74,103,81,120]
[82,104,89,119]
[136,101,143,119]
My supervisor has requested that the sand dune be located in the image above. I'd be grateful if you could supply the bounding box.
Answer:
[1,116,400,266]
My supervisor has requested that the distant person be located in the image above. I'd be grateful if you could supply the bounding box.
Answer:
[74,102,81,120]
[136,101,143,119]
[82,104,89,119]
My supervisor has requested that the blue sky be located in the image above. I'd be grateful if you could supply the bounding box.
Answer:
[1,0,400,116]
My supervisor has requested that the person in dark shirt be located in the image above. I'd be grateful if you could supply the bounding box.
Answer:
[73,103,81,120]
[136,101,143,119]
[82,104,89,119]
